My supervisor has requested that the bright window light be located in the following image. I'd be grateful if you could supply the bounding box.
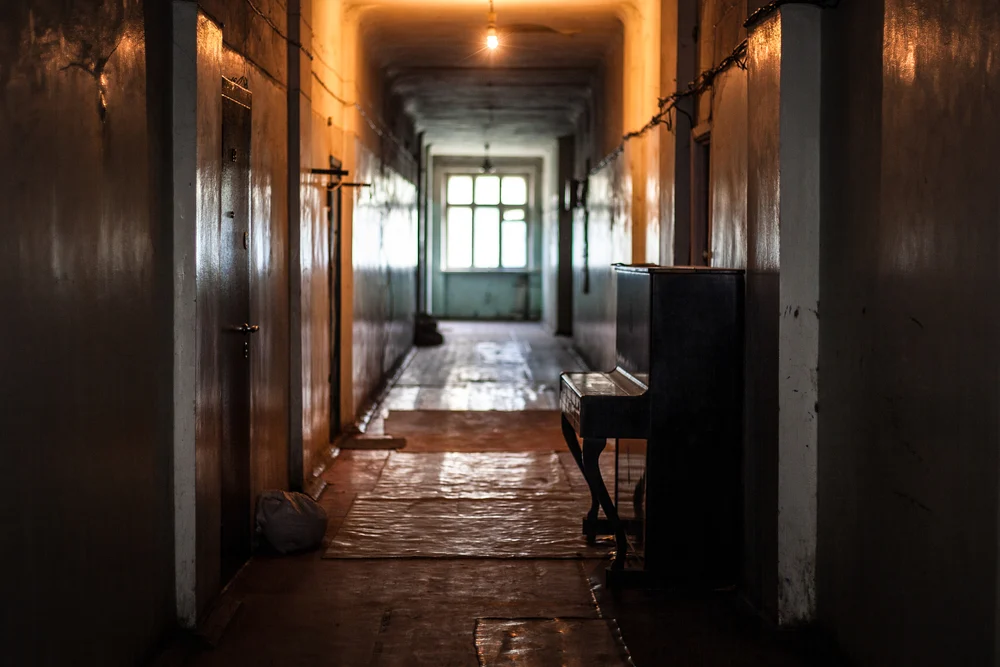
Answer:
[501,221,527,268]
[474,176,500,205]
[473,208,500,268]
[445,174,530,272]
[501,176,527,205]
[447,175,474,205]
[447,207,473,268]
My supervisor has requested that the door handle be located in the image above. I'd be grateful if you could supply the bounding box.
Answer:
[236,323,260,335]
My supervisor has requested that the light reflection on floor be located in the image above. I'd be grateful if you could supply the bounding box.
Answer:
[368,322,586,433]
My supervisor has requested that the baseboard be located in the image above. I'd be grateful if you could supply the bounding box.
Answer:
[308,347,415,500]
[341,434,407,450]
[355,347,417,434]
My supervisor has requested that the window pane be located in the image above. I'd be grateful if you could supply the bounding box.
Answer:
[473,207,500,268]
[447,207,472,268]
[501,220,527,268]
[474,176,500,205]
[501,176,527,205]
[447,176,473,205]
[502,208,525,221]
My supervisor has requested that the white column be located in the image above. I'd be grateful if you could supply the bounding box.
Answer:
[171,3,223,627]
[748,4,823,625]
[777,5,822,625]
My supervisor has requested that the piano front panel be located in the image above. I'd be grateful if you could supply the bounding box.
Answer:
[614,269,651,387]
[643,269,745,585]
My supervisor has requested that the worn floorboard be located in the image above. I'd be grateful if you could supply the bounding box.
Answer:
[382,410,566,452]
[475,618,634,667]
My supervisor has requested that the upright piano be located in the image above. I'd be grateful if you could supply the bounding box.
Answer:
[561,265,745,587]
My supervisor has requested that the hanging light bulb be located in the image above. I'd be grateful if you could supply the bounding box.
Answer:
[480,143,496,174]
[486,1,499,49]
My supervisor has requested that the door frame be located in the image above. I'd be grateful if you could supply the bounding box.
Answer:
[171,5,223,627]
[690,125,712,266]
[218,76,254,587]
[328,157,343,441]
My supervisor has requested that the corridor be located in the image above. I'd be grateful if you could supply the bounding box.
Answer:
[163,323,833,667]
[7,0,1000,664]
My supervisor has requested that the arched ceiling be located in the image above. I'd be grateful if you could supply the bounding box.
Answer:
[357,0,625,146]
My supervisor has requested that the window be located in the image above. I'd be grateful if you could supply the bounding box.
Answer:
[445,174,529,269]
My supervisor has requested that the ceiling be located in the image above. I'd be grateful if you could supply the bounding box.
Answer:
[358,0,624,146]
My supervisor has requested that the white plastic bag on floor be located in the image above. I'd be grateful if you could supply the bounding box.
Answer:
[255,490,328,554]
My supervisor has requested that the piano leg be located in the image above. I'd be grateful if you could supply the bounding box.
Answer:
[562,416,602,543]
[561,415,585,474]
[582,437,628,569]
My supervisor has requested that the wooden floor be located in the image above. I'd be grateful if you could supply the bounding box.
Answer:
[159,322,840,667]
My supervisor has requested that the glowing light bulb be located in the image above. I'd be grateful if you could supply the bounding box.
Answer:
[487,26,498,50]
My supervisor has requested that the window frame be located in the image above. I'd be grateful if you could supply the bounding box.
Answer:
[442,170,533,273]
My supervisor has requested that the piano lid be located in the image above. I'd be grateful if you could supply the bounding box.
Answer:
[613,263,744,275]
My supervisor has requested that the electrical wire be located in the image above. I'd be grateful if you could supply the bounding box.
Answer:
[589,0,838,176]
[745,0,839,30]
[242,0,314,61]
[241,0,417,165]
[590,39,747,175]
[355,104,419,165]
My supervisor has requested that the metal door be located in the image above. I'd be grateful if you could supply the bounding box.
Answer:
[219,78,254,585]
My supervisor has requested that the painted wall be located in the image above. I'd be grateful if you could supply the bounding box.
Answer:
[544,135,575,336]
[542,145,561,332]
[342,24,421,421]
[658,0,696,266]
[620,0,661,265]
[572,145,633,371]
[819,1,1000,664]
[571,23,626,370]
[351,140,418,415]
[295,0,346,483]
[296,0,420,464]
[429,155,544,321]
[571,0,662,368]
[0,1,176,663]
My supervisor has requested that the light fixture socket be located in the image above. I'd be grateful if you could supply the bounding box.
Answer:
[480,143,496,174]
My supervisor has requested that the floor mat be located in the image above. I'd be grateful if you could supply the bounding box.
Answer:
[364,452,577,500]
[475,618,634,666]
[383,410,567,452]
[324,498,612,559]
[383,383,560,411]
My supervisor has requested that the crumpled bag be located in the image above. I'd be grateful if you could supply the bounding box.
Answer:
[255,490,328,554]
